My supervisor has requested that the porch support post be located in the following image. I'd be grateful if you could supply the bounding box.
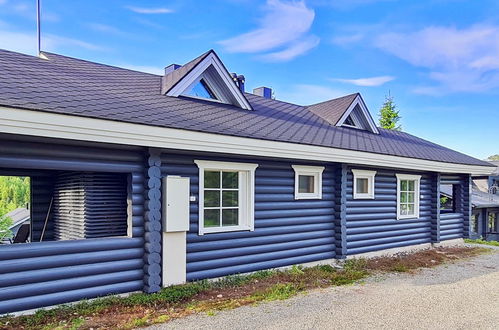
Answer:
[334,164,348,258]
[143,148,162,293]
[461,174,472,238]
[431,173,441,243]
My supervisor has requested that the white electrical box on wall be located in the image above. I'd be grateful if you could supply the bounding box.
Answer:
[162,176,190,232]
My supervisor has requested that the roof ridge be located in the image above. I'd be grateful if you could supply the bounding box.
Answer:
[305,92,359,108]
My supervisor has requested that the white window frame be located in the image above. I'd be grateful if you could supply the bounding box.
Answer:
[195,160,258,235]
[352,169,376,199]
[396,173,421,220]
[291,165,325,200]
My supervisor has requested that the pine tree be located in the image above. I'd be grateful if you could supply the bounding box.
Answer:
[378,94,401,131]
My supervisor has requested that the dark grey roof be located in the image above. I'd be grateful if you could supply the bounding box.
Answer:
[0,49,492,167]
[307,93,357,125]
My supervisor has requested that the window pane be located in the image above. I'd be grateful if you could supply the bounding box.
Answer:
[222,191,238,207]
[222,209,238,226]
[400,192,408,203]
[186,79,217,99]
[356,178,369,194]
[298,175,315,193]
[222,171,238,189]
[408,192,415,203]
[407,204,415,215]
[401,204,407,215]
[204,209,220,227]
[205,171,220,188]
[400,180,408,191]
[204,190,220,207]
[408,180,415,191]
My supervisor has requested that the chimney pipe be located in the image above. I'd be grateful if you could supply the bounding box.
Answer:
[253,87,272,99]
[165,64,181,75]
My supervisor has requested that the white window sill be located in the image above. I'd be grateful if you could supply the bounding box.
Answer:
[397,215,419,220]
[199,225,253,235]
[295,194,322,200]
[353,193,374,199]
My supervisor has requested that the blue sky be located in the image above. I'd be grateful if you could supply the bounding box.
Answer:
[0,0,498,159]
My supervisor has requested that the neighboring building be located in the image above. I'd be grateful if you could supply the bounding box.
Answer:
[470,162,499,240]
[0,49,495,314]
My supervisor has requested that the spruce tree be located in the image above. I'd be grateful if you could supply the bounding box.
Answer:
[378,94,401,131]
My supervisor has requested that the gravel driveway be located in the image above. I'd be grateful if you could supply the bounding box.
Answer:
[149,247,499,330]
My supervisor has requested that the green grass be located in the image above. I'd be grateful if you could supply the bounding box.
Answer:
[252,283,300,301]
[464,238,499,247]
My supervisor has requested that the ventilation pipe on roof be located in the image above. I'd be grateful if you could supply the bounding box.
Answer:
[231,73,245,93]
[165,64,181,75]
[253,87,272,99]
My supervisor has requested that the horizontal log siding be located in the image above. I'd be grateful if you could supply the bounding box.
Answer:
[345,167,434,255]
[0,137,146,314]
[160,154,336,281]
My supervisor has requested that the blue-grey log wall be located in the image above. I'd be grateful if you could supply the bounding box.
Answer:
[344,167,434,255]
[0,137,148,314]
[160,153,336,281]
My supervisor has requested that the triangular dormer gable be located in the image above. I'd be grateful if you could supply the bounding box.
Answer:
[336,94,379,134]
[161,50,252,110]
[307,93,379,134]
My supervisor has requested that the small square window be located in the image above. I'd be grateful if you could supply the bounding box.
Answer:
[292,165,324,200]
[352,170,376,199]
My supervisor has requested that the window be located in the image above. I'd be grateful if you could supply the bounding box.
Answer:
[195,160,258,235]
[488,211,499,233]
[185,79,217,100]
[291,165,324,200]
[396,174,421,220]
[352,169,376,199]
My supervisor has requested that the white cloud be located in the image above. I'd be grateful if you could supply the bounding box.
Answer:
[126,6,174,14]
[260,35,319,61]
[219,0,319,61]
[332,75,395,86]
[278,84,347,105]
[374,24,499,93]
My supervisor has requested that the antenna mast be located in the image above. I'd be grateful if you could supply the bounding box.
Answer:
[36,0,41,55]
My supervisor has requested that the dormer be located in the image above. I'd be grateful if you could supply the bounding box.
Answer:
[161,50,252,110]
[307,93,379,134]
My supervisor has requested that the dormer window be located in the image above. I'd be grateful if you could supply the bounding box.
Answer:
[185,79,217,100]
[161,50,252,110]
[307,93,380,134]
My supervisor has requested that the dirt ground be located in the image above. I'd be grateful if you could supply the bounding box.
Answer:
[149,247,499,330]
